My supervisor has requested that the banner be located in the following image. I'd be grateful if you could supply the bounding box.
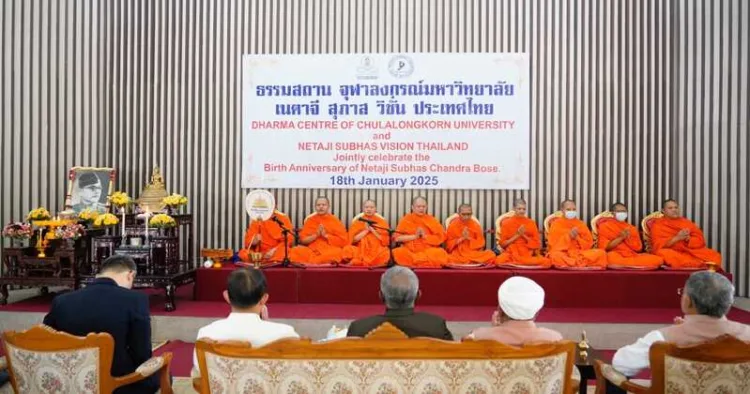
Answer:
[242,53,529,189]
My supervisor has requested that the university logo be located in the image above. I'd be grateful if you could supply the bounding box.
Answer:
[388,55,414,78]
[356,56,378,80]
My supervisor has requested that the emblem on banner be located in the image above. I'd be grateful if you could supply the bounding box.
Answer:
[388,55,414,78]
[356,56,378,80]
[245,190,275,221]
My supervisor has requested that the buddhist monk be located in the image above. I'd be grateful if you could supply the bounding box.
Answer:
[289,197,348,265]
[651,199,722,269]
[238,210,293,263]
[392,196,449,268]
[342,200,391,267]
[597,203,663,270]
[546,199,607,269]
[445,204,496,265]
[495,199,551,268]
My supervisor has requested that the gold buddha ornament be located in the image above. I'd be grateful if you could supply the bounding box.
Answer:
[137,166,169,212]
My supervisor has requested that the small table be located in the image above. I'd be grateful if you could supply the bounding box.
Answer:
[575,347,603,394]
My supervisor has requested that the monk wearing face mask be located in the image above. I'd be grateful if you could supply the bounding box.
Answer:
[546,199,607,269]
[596,202,663,270]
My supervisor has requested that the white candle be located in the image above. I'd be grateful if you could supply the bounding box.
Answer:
[120,207,126,239]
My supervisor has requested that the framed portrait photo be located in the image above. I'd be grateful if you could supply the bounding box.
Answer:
[65,167,116,214]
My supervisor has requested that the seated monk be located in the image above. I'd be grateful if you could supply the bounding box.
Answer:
[289,197,348,265]
[342,200,391,267]
[546,199,607,269]
[596,203,663,270]
[650,199,722,269]
[445,204,496,265]
[495,198,551,268]
[392,196,449,268]
[238,210,293,263]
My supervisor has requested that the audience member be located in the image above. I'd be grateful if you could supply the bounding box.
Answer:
[467,276,562,345]
[43,255,158,394]
[192,268,299,372]
[613,271,750,377]
[347,266,453,340]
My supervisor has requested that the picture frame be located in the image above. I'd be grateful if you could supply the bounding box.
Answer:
[65,167,116,214]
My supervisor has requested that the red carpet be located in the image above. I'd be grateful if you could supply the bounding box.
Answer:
[196,265,731,308]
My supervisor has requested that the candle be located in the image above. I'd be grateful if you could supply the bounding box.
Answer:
[144,209,150,244]
[120,207,126,240]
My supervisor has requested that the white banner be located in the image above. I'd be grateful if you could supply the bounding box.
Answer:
[242,53,529,190]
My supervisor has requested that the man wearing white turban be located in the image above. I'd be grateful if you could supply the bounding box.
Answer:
[467,276,562,345]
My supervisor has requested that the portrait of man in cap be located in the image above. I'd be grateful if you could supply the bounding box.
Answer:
[67,167,115,214]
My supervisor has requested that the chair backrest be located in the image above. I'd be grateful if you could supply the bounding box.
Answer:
[443,213,481,229]
[640,211,664,252]
[352,212,386,224]
[543,211,563,239]
[194,322,578,394]
[647,335,750,394]
[2,325,113,394]
[590,211,614,247]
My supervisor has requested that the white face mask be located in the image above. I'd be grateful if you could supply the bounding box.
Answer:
[564,210,578,220]
[615,212,628,222]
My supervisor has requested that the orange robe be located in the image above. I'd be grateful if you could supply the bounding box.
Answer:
[651,217,722,269]
[495,216,551,268]
[342,215,391,267]
[596,219,663,269]
[238,212,293,262]
[445,218,496,264]
[289,213,348,265]
[547,218,607,269]
[393,213,449,268]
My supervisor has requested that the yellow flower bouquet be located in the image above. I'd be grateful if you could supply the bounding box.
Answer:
[78,208,100,222]
[93,213,119,227]
[162,193,188,209]
[149,213,176,228]
[27,207,52,221]
[109,191,131,208]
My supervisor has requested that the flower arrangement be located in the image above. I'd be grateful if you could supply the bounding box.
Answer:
[2,222,33,239]
[162,193,188,209]
[27,207,51,221]
[109,191,131,208]
[149,213,176,228]
[78,208,100,222]
[54,223,86,240]
[93,213,119,227]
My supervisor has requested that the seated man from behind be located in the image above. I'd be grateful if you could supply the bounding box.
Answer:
[612,271,750,377]
[193,268,299,372]
[43,255,158,394]
[467,276,562,345]
[347,266,453,340]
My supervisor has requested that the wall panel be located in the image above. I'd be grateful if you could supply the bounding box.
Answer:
[2,0,748,295]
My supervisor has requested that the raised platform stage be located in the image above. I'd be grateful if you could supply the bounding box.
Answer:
[196,265,730,308]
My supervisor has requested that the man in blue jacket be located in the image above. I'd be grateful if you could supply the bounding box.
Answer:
[43,255,158,394]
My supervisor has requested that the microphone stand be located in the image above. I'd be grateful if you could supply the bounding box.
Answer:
[272,218,305,269]
[365,221,404,268]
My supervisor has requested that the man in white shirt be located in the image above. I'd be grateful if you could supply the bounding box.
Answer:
[612,271,750,380]
[192,268,299,372]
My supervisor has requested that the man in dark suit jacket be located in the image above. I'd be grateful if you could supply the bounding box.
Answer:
[43,255,159,394]
[347,266,453,340]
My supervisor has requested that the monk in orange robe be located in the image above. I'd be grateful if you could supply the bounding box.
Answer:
[238,210,294,263]
[393,196,449,268]
[546,200,607,269]
[342,200,391,267]
[597,203,663,269]
[495,199,551,268]
[289,197,348,265]
[445,204,496,264]
[650,199,722,269]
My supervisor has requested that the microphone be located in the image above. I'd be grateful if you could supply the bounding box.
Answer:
[358,217,377,225]
[271,216,284,226]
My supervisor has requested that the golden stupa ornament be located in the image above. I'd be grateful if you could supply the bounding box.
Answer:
[138,166,169,212]
[578,330,590,360]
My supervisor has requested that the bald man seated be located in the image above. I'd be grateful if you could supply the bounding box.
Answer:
[392,197,449,268]
[650,199,722,270]
[445,204,496,265]
[289,197,348,265]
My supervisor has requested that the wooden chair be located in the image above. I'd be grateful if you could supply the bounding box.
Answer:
[2,325,173,394]
[194,322,580,394]
[594,335,750,394]
[640,211,663,253]
[589,211,614,247]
